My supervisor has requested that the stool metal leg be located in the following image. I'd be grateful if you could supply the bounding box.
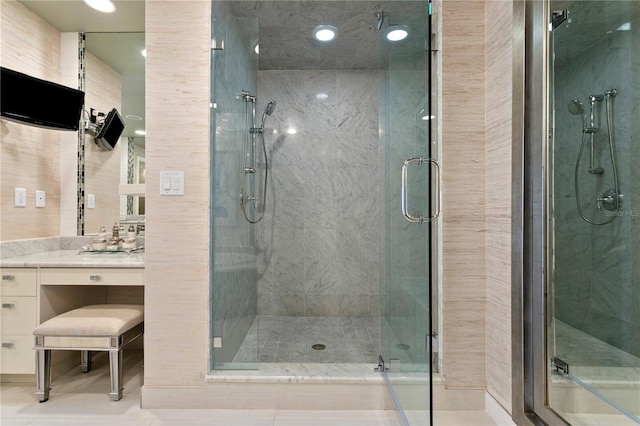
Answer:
[35,349,51,402]
[80,350,92,373]
[108,349,123,401]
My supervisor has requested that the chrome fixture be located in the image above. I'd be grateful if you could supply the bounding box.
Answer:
[572,89,621,225]
[401,156,440,223]
[240,91,276,224]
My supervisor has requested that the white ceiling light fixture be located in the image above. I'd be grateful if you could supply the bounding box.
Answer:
[141,48,146,57]
[135,130,146,136]
[384,24,410,42]
[313,25,338,42]
[83,0,116,13]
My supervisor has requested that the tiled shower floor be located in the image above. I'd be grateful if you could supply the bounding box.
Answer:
[234,316,381,364]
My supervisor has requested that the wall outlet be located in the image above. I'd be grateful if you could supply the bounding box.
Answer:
[35,190,45,208]
[14,188,26,207]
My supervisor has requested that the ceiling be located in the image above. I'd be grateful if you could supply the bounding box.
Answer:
[218,1,428,70]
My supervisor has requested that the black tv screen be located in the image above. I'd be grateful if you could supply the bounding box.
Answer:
[0,67,84,131]
[95,108,125,150]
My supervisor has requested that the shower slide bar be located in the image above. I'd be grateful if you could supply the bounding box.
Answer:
[401,157,440,223]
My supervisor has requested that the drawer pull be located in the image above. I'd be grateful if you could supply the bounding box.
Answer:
[2,275,15,281]
[2,303,15,309]
[89,275,102,281]
[1,342,14,349]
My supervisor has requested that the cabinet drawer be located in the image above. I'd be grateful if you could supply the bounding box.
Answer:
[0,334,35,374]
[0,296,37,334]
[40,268,144,286]
[0,268,36,296]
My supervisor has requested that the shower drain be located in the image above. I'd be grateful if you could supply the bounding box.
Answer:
[311,344,326,350]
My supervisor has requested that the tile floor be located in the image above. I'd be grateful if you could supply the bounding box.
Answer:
[234,316,381,364]
[0,349,501,425]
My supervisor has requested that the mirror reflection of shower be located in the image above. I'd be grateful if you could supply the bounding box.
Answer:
[240,90,276,223]
[571,88,621,225]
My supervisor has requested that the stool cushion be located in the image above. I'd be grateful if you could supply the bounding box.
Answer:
[33,304,144,337]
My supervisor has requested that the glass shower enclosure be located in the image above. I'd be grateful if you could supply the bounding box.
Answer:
[208,1,438,422]
[547,1,640,423]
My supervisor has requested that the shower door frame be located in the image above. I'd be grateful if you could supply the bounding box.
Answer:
[515,0,567,424]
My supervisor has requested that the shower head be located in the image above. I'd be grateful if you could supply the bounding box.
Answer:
[568,99,583,115]
[260,101,276,127]
[264,101,276,117]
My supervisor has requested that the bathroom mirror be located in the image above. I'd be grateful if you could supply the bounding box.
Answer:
[82,32,145,235]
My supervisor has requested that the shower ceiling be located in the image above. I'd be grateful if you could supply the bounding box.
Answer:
[217,1,428,70]
[551,0,639,62]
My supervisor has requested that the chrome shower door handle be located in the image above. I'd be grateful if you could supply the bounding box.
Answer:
[401,157,440,223]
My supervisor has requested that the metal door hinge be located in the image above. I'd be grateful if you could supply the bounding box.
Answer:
[552,357,569,375]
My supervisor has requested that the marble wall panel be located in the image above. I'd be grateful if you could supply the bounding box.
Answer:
[552,1,639,357]
[256,69,381,317]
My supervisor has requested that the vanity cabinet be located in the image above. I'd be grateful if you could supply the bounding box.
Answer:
[0,268,37,374]
[0,249,144,378]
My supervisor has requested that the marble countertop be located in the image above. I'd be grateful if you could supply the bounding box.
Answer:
[0,250,144,268]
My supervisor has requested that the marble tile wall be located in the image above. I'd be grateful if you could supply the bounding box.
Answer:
[255,69,380,317]
[552,1,640,358]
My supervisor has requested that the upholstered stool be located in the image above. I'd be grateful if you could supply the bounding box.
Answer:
[33,304,144,402]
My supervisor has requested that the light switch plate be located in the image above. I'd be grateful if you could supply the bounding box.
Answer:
[87,194,95,209]
[14,188,26,207]
[159,171,184,196]
[35,190,45,208]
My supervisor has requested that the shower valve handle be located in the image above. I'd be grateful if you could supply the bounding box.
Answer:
[596,191,622,211]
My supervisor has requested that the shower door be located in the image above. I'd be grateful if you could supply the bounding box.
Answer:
[379,1,437,423]
[548,1,640,423]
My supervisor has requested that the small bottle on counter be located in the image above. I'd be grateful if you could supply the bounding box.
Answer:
[98,226,109,240]
[92,238,107,250]
[122,237,137,250]
[106,238,119,251]
[127,225,136,238]
[111,223,123,248]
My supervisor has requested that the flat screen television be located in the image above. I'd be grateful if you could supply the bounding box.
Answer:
[0,67,84,131]
[95,108,125,150]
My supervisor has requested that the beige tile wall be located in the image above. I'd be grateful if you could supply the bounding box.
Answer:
[484,0,514,413]
[0,0,61,240]
[440,0,488,389]
[0,0,123,240]
[142,0,211,399]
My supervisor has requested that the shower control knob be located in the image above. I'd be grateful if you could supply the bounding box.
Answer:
[596,189,622,212]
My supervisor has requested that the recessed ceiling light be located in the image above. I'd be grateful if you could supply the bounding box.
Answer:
[315,93,329,100]
[384,25,410,42]
[141,49,146,57]
[313,25,338,42]
[254,44,259,54]
[83,0,116,13]
[126,114,143,121]
[135,130,146,136]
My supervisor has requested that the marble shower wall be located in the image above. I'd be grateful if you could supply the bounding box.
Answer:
[255,69,380,317]
[552,1,640,358]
